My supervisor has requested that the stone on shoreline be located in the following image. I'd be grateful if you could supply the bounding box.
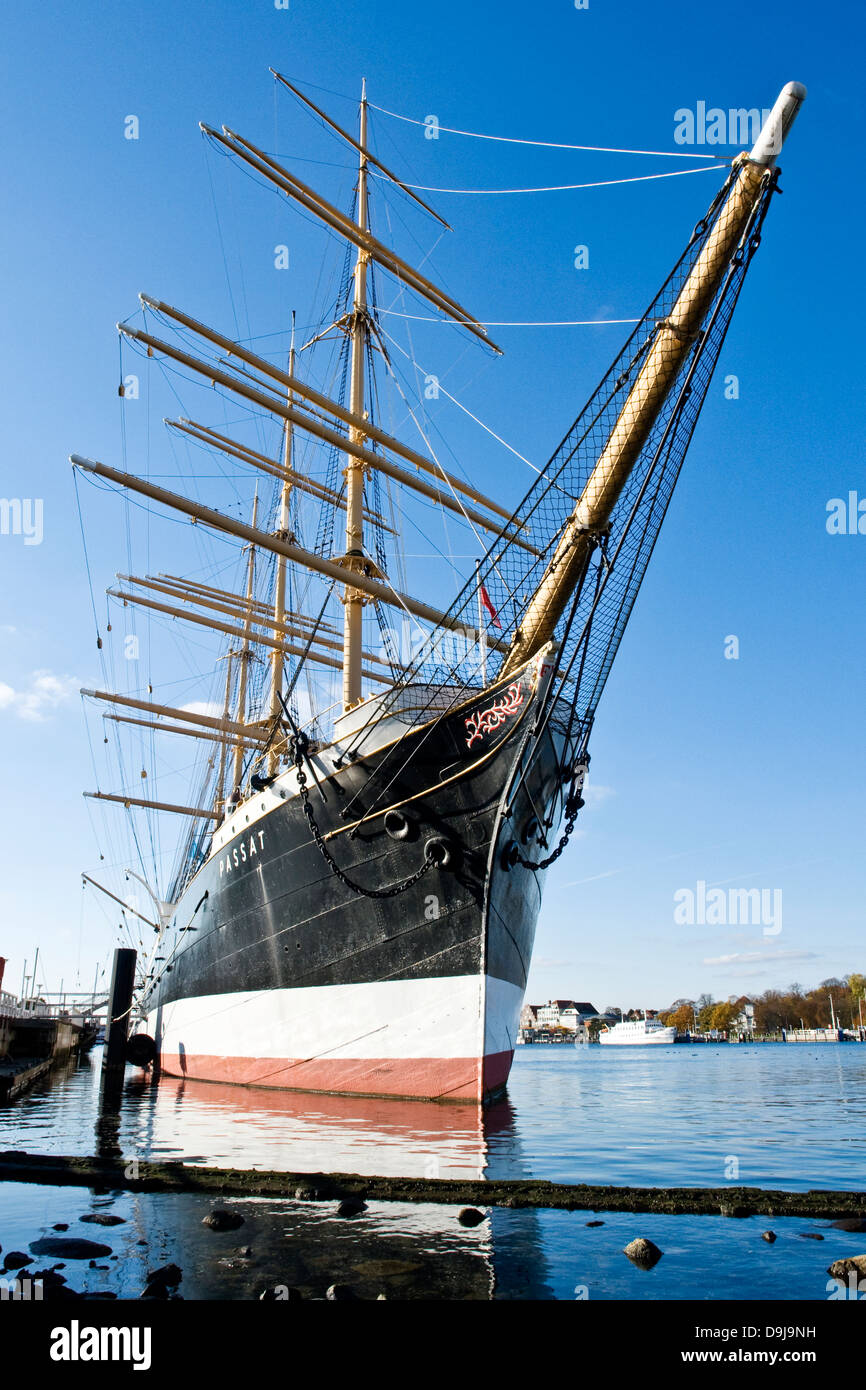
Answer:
[146,1262,182,1289]
[201,1210,245,1232]
[336,1198,367,1217]
[827,1254,866,1280]
[3,1251,33,1271]
[457,1208,486,1227]
[81,1213,126,1226]
[30,1237,113,1260]
[624,1238,663,1268]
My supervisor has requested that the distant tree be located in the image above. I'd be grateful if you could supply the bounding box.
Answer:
[587,1018,606,1041]
[696,993,715,1012]
[709,1001,739,1033]
[697,1001,718,1031]
[659,1003,694,1033]
[848,973,866,1001]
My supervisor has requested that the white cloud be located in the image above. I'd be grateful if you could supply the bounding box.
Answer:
[180,701,223,719]
[0,670,79,721]
[703,949,819,966]
[583,781,614,807]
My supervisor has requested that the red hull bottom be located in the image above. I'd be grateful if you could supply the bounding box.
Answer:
[158,1048,514,1104]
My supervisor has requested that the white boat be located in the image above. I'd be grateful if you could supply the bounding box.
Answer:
[599,1014,676,1046]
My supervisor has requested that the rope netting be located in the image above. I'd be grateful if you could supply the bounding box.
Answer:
[359,163,778,756]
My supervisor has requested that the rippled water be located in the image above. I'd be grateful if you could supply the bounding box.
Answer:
[1,1043,863,1300]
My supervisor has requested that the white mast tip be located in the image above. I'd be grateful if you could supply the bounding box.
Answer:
[749,82,807,166]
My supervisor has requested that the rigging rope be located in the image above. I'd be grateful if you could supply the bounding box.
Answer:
[367,103,724,160]
[368,164,726,196]
[378,311,641,327]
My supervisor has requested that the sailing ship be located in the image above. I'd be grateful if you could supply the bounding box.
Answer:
[75,75,805,1103]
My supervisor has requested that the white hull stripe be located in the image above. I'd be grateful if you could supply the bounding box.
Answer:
[149,975,524,1063]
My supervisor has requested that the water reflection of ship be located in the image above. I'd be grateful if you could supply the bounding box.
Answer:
[104,1073,555,1297]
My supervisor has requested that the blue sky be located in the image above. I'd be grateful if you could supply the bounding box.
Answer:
[0,0,863,1010]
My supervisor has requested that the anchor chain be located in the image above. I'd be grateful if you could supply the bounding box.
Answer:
[516,797,581,872]
[292,735,436,899]
[516,762,588,872]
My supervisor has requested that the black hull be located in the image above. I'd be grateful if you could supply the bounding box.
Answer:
[145,657,572,1101]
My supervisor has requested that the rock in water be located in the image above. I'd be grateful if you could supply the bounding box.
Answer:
[201,1210,245,1232]
[623,1238,663,1269]
[829,1217,866,1232]
[586,1220,605,1228]
[145,1263,182,1290]
[140,1283,169,1301]
[52,1224,69,1232]
[798,1232,824,1241]
[3,1252,33,1271]
[31,1269,67,1288]
[761,1231,777,1243]
[827,1254,866,1280]
[30,1238,113,1261]
[336,1198,367,1217]
[457,1208,486,1228]
[326,1285,358,1301]
[80,1213,126,1226]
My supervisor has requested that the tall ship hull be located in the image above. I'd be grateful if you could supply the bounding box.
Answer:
[75,76,805,1105]
[147,654,569,1102]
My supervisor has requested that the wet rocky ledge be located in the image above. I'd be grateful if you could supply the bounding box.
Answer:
[1,1150,865,1219]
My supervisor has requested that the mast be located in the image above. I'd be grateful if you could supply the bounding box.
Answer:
[343,78,370,710]
[267,319,295,775]
[232,492,258,796]
[501,83,806,678]
[215,652,233,818]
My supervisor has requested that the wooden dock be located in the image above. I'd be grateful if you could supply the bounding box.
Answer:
[0,1013,97,1102]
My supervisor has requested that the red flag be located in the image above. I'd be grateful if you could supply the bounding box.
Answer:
[479,583,501,629]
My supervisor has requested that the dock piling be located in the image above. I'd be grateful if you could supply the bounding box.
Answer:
[101,948,136,1076]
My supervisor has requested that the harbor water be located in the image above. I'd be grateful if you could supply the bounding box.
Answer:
[1,1043,864,1300]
